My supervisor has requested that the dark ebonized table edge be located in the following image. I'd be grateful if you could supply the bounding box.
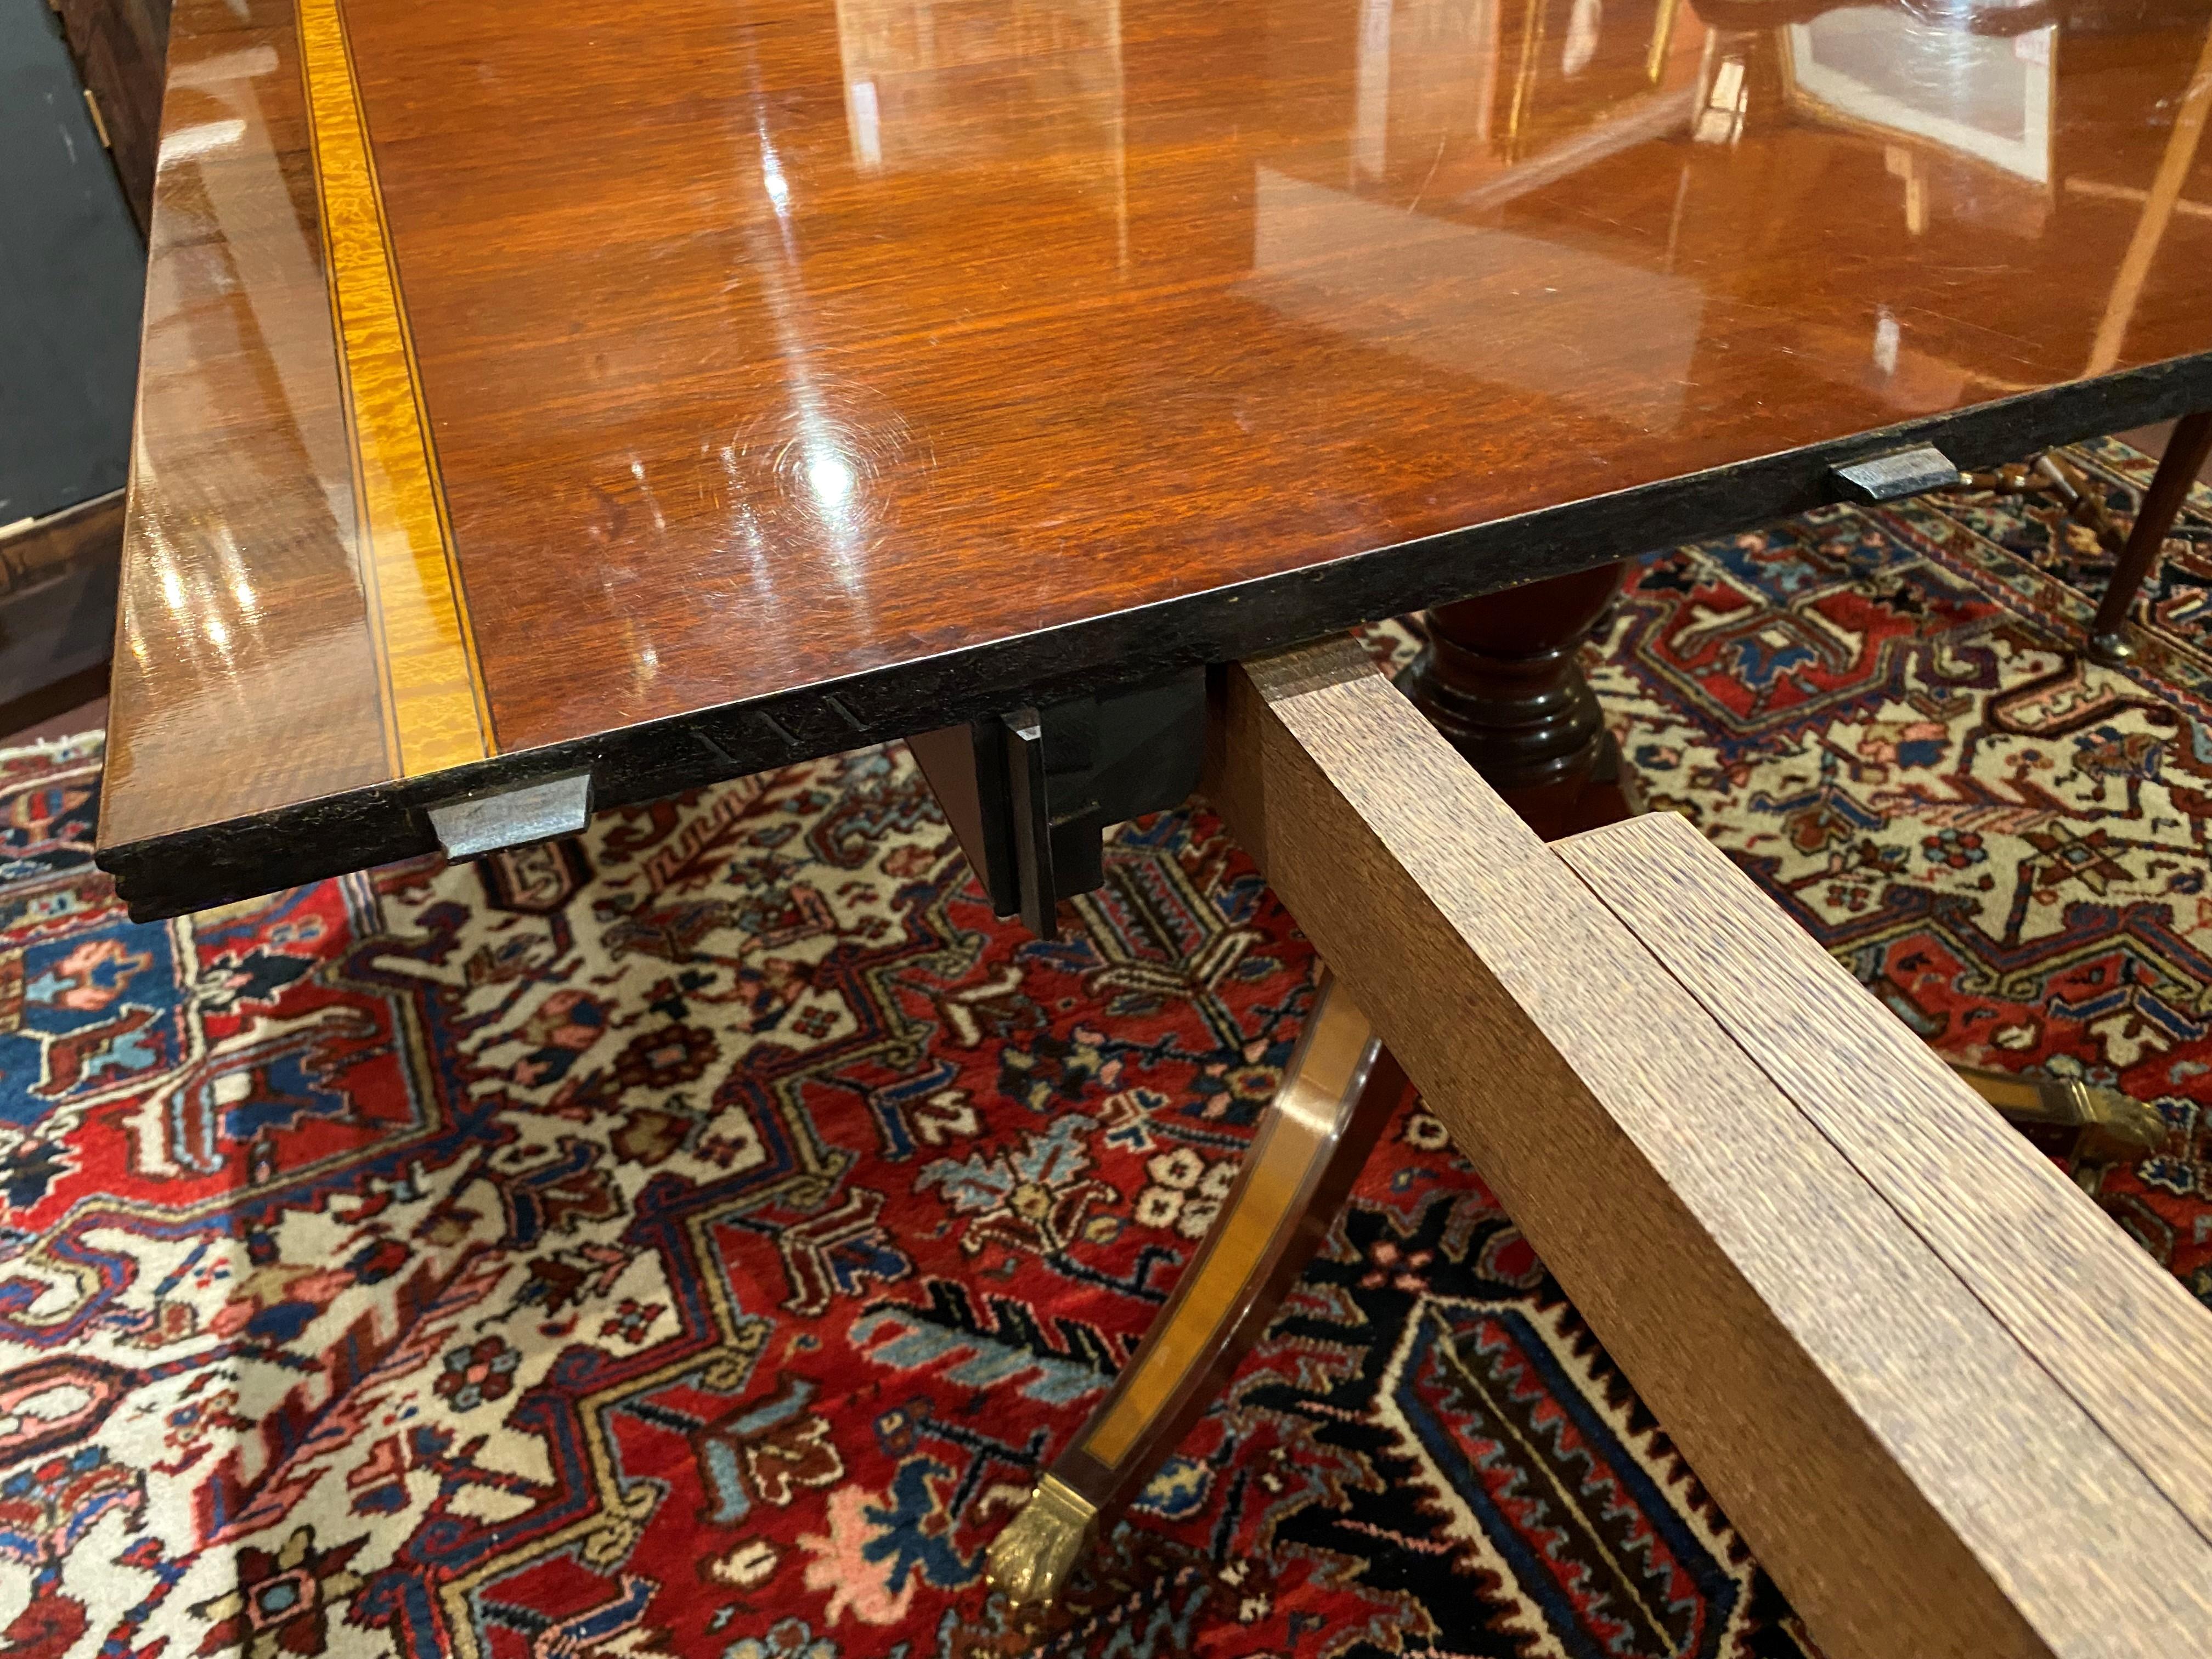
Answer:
[98,348,2212,921]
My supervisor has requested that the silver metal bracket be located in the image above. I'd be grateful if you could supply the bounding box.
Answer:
[428,771,593,859]
[1831,444,1962,504]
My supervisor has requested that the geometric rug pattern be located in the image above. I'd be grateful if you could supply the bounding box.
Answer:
[0,437,2204,1657]
[1591,436,2212,1296]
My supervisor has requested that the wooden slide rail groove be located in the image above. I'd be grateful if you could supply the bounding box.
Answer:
[1202,636,2212,1659]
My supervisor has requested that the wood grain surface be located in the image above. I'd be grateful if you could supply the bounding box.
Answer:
[102,0,2212,912]
[99,0,393,851]
[1557,809,2212,1548]
[349,0,2212,757]
[1204,635,2212,1659]
[0,490,123,591]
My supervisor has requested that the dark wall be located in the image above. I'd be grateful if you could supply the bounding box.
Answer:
[1,0,145,527]
[52,0,168,229]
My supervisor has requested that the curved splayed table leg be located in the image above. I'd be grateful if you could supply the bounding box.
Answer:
[985,972,1408,1605]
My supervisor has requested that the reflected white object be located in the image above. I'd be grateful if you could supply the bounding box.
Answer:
[1787,12,2053,183]
[1563,0,1600,80]
[1874,309,1901,377]
[165,119,248,160]
[1245,167,1703,429]
[831,0,1126,179]
[1355,0,1392,179]
[168,46,279,87]
[849,78,883,170]
[1696,58,1745,145]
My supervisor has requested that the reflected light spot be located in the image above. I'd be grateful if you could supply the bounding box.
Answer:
[160,567,185,610]
[849,80,883,170]
[806,453,855,506]
[165,119,246,161]
[1873,309,1901,377]
[205,616,230,648]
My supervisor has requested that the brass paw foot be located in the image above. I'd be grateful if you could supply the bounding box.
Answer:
[984,1475,1097,1606]
[1951,1063,2166,1165]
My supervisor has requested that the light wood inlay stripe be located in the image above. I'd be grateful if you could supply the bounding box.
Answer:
[297,0,491,775]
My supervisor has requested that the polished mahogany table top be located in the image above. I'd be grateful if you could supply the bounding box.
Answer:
[100,0,2212,915]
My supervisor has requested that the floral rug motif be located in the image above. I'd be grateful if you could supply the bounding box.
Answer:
[0,438,2206,1658]
[0,741,1810,1659]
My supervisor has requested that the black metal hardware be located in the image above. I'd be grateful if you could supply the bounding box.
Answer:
[907,668,1206,938]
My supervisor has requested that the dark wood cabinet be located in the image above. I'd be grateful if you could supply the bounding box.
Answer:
[49,0,167,231]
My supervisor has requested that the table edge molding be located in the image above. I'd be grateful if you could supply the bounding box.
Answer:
[95,350,2212,918]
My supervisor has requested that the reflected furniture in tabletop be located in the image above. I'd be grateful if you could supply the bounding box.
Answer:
[98,0,2212,1647]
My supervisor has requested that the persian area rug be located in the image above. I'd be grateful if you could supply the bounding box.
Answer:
[0,743,1812,1659]
[0,435,2204,1659]
[1587,435,2212,1297]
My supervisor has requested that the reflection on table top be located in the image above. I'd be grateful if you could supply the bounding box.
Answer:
[100,0,2212,909]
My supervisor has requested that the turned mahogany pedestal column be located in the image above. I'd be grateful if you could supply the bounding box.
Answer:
[1397,562,1633,840]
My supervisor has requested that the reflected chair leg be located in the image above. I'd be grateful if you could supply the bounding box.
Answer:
[985,972,1408,1604]
[2089,409,2212,665]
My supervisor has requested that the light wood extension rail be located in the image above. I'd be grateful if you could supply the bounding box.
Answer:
[1202,635,2212,1659]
